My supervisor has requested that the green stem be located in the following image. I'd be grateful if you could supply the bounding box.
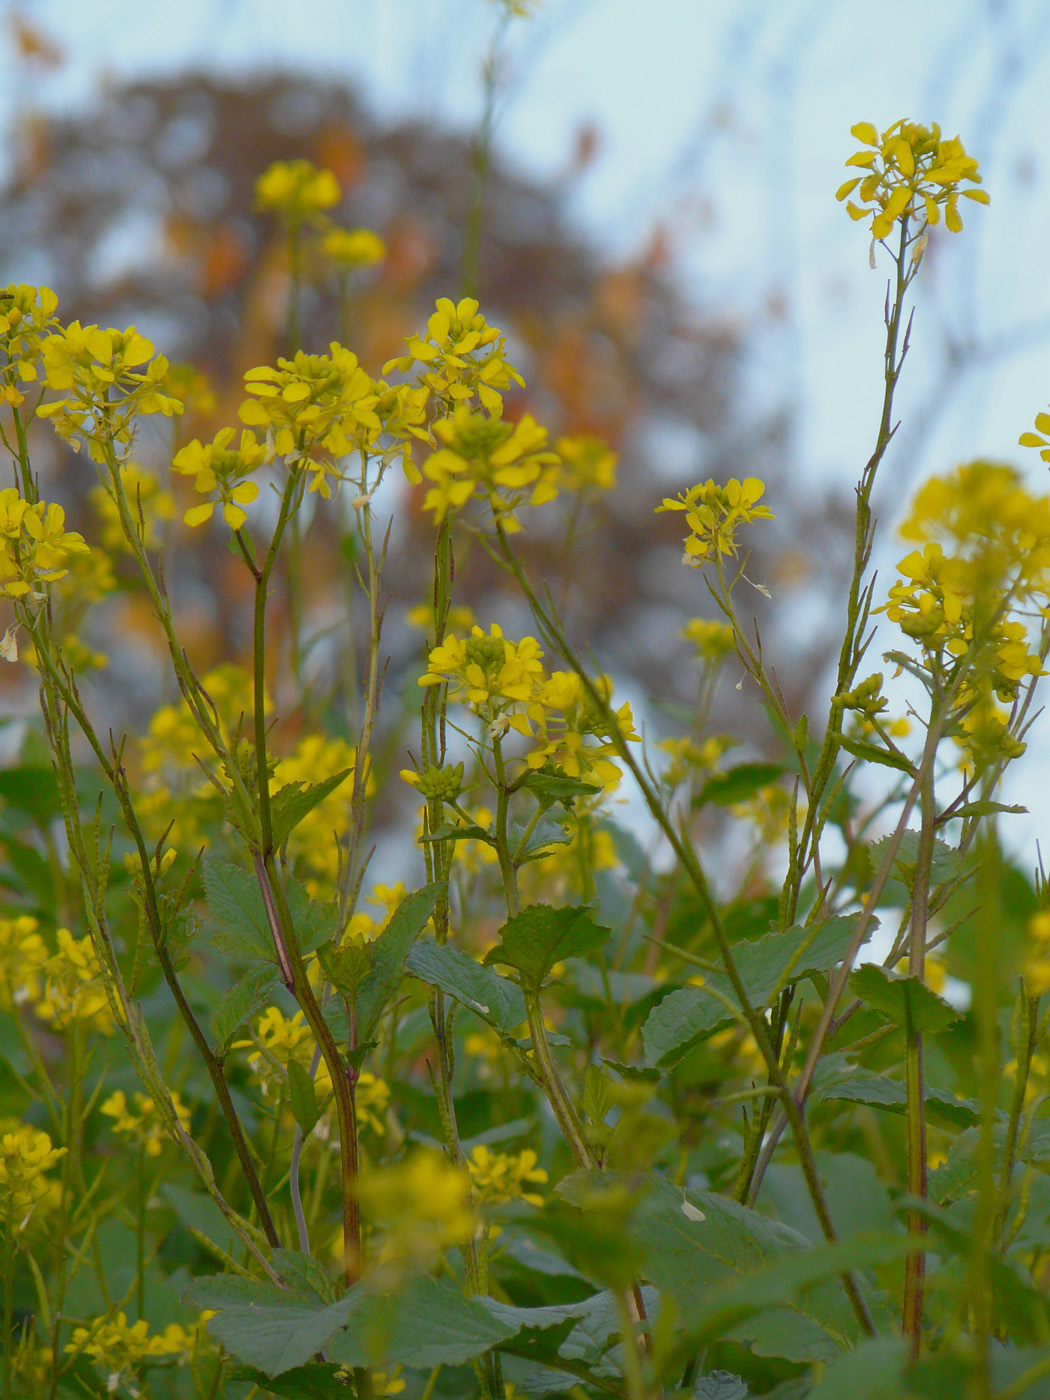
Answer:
[971,813,1002,1395]
[902,749,936,1355]
[996,985,1039,1246]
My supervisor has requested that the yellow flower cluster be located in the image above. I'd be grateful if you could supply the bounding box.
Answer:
[66,1312,192,1378]
[384,295,525,415]
[172,427,266,529]
[880,460,1050,767]
[420,623,638,786]
[256,159,341,225]
[0,912,48,1008]
[35,928,116,1035]
[837,119,989,241]
[322,226,386,271]
[242,1006,389,1133]
[681,617,736,662]
[466,1144,547,1206]
[356,1149,475,1273]
[100,1089,192,1157]
[239,345,381,497]
[0,283,58,405]
[0,488,89,600]
[656,477,773,567]
[553,433,617,494]
[0,1122,65,1227]
[1025,910,1050,996]
[419,405,561,529]
[37,322,182,457]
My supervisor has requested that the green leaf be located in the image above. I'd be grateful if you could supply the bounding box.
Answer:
[869,832,960,895]
[184,1274,359,1375]
[325,1276,519,1368]
[270,768,353,849]
[643,913,874,1067]
[850,963,962,1035]
[160,1183,237,1256]
[517,770,601,806]
[355,883,441,1042]
[419,821,492,844]
[0,764,62,825]
[807,1337,907,1399]
[951,800,1028,819]
[512,814,571,864]
[226,1363,354,1398]
[697,762,787,807]
[406,936,526,1033]
[210,964,279,1050]
[204,859,339,963]
[835,734,916,776]
[484,904,611,993]
[271,1249,338,1304]
[816,1072,981,1128]
[287,1058,320,1136]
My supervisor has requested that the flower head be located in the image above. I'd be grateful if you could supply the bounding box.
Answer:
[421,405,560,528]
[837,119,989,242]
[255,160,341,226]
[322,226,386,271]
[172,427,266,529]
[656,477,773,567]
[383,296,525,415]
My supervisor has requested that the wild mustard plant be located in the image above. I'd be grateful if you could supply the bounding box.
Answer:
[7,102,1050,1400]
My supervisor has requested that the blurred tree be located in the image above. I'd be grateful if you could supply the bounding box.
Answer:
[0,65,855,757]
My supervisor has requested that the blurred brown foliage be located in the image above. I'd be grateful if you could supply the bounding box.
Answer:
[0,65,854,744]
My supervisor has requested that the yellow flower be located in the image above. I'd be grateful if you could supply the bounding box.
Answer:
[238,345,381,493]
[0,914,49,1009]
[553,433,617,494]
[255,160,341,224]
[421,405,560,529]
[681,617,736,662]
[383,296,525,416]
[0,489,90,600]
[172,427,266,529]
[0,283,59,404]
[36,322,182,455]
[0,1122,66,1228]
[66,1312,191,1380]
[656,477,773,567]
[322,226,386,270]
[523,670,639,789]
[35,928,116,1035]
[419,623,545,714]
[100,1089,192,1156]
[467,1144,548,1206]
[356,1150,475,1273]
[837,119,989,242]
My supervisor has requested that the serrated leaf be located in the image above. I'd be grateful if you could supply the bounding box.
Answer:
[697,762,787,807]
[952,800,1028,819]
[270,768,353,849]
[326,1276,518,1368]
[271,1249,338,1304]
[484,904,611,993]
[850,963,962,1035]
[643,914,874,1067]
[210,964,279,1049]
[870,831,959,892]
[184,1275,360,1375]
[287,1058,320,1136]
[204,860,339,963]
[406,936,526,1033]
[355,883,441,1042]
[835,733,916,775]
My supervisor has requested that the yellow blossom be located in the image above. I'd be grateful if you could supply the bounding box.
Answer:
[0,1122,65,1229]
[467,1144,548,1206]
[35,928,116,1035]
[65,1312,191,1381]
[0,283,59,404]
[0,489,90,600]
[0,914,49,1009]
[419,623,545,714]
[656,477,773,567]
[837,119,989,242]
[172,427,266,529]
[100,1089,192,1157]
[255,160,341,225]
[421,405,560,529]
[383,295,525,416]
[322,226,386,270]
